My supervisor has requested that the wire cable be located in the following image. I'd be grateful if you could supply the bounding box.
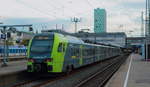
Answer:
[16,0,58,19]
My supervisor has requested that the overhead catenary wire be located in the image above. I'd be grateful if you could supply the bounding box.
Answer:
[16,0,58,19]
[15,0,101,32]
[40,0,93,29]
[39,0,68,18]
[15,0,62,32]
[47,0,81,17]
[84,0,94,8]
[42,0,74,18]
[16,0,83,20]
[44,0,93,18]
[16,0,96,20]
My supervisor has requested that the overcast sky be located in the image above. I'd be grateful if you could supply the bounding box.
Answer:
[0,0,146,36]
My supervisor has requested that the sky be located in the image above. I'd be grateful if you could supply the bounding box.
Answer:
[0,0,146,36]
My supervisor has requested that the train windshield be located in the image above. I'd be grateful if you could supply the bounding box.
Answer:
[30,34,54,58]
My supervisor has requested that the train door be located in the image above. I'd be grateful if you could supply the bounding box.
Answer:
[79,45,83,66]
[93,46,96,62]
[52,42,66,72]
[147,44,150,60]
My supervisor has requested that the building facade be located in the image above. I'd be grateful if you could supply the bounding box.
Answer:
[75,32,126,47]
[0,31,34,45]
[94,8,106,33]
[126,37,145,46]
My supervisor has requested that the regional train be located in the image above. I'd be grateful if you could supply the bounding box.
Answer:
[27,32,121,73]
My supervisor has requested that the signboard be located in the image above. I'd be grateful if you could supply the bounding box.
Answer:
[1,34,6,39]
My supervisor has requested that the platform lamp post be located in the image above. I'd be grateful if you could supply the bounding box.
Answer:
[0,24,33,67]
[1,26,7,66]
[145,0,150,61]
[147,0,150,61]
[148,0,150,36]
[71,17,81,33]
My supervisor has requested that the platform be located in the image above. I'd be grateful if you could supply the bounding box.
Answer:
[0,60,27,87]
[0,56,26,62]
[0,60,26,76]
[105,53,150,87]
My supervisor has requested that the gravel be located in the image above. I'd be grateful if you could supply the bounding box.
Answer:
[41,60,112,87]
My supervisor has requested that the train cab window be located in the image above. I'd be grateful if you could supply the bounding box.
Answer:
[63,43,65,52]
[35,36,50,40]
[58,43,63,52]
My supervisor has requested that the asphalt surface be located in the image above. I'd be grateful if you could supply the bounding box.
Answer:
[0,60,27,76]
[105,53,150,87]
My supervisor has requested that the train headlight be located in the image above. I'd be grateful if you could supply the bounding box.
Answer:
[28,58,34,62]
[46,58,53,62]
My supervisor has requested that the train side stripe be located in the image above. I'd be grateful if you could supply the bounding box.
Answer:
[27,38,33,58]
[79,45,83,65]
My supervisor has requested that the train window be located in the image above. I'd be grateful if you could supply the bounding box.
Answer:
[63,43,65,52]
[58,43,63,52]
[83,49,86,57]
[74,48,76,56]
[34,36,50,40]
[76,48,80,57]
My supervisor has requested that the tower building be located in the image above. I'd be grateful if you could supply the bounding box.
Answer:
[94,8,106,33]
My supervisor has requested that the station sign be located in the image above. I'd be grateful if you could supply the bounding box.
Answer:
[1,34,6,39]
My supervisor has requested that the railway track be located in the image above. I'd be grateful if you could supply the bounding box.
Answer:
[12,69,80,87]
[11,54,129,87]
[12,74,65,87]
[74,54,129,87]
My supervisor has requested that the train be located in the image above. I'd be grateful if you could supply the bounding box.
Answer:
[27,32,122,73]
[0,45,27,57]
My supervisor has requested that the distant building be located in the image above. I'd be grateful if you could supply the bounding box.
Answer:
[12,31,34,45]
[126,37,145,46]
[75,32,126,47]
[126,37,146,59]
[15,31,34,40]
[0,31,34,45]
[94,8,106,33]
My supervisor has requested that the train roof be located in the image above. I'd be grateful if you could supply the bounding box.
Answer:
[59,34,84,44]
[35,32,54,36]
[64,35,118,48]
[84,43,117,48]
[36,32,84,44]
[38,32,120,48]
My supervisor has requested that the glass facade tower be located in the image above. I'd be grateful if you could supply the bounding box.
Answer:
[94,8,106,33]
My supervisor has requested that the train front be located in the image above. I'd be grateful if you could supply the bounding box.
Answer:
[27,33,54,72]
